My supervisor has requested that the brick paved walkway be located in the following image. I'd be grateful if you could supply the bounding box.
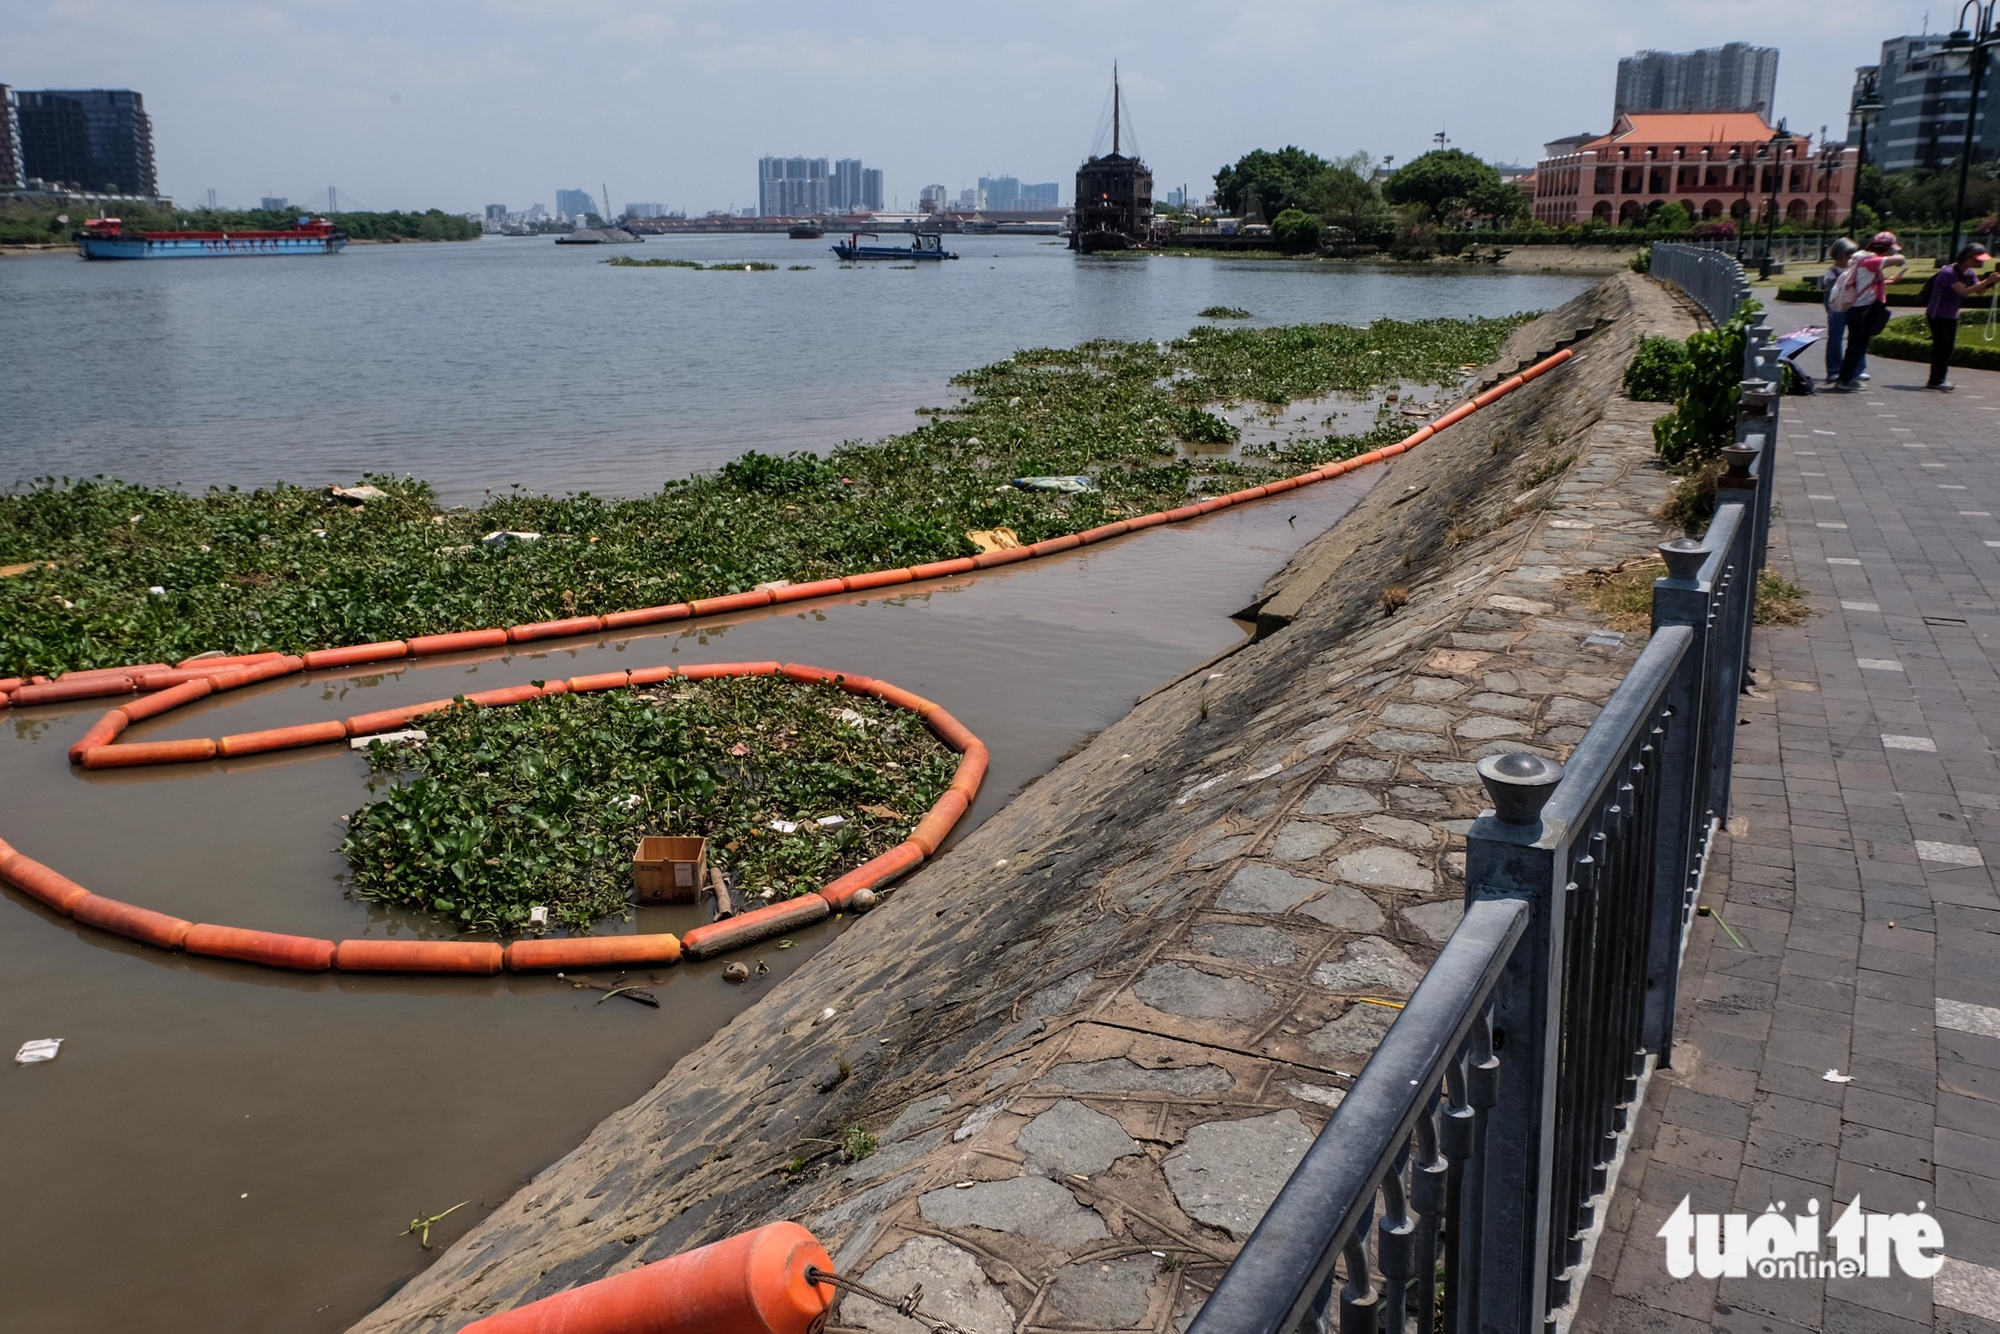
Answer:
[1576,341,2000,1332]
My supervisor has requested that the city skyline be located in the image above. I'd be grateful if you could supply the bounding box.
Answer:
[3,0,1953,213]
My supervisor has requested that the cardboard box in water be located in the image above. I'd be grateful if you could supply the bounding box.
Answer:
[633,836,707,904]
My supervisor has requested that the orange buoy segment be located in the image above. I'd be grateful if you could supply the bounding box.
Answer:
[688,590,774,617]
[970,545,1034,569]
[841,568,912,591]
[948,743,989,800]
[602,603,694,631]
[334,939,504,973]
[408,629,510,657]
[507,616,606,644]
[345,699,457,737]
[566,670,632,694]
[183,924,336,971]
[68,712,129,765]
[504,934,681,971]
[820,840,924,910]
[678,661,780,681]
[922,708,978,754]
[71,894,193,950]
[218,720,348,757]
[908,790,970,856]
[680,894,830,960]
[0,853,92,915]
[625,665,681,686]
[906,556,975,580]
[119,677,214,722]
[462,1222,835,1334]
[83,738,218,768]
[301,641,408,671]
[171,653,277,670]
[770,577,847,605]
[12,676,136,705]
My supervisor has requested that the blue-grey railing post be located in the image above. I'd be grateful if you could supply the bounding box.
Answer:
[1703,501,1754,823]
[1644,542,1713,1058]
[1464,753,1567,1334]
[1733,380,1777,581]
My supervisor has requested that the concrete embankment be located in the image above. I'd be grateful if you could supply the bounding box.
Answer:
[352,273,1699,1333]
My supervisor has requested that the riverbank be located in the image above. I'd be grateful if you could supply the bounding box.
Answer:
[351,272,1700,1331]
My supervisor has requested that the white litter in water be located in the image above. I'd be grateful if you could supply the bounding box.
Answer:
[1823,1069,1853,1083]
[350,729,426,750]
[830,708,871,728]
[529,906,548,926]
[14,1039,62,1065]
[769,819,800,834]
[148,586,166,596]
[815,815,846,829]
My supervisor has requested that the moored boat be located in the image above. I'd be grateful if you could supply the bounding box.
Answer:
[788,224,825,239]
[76,216,348,260]
[830,231,957,261]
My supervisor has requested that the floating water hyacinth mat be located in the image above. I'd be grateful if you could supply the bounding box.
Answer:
[340,676,953,932]
[0,314,1531,677]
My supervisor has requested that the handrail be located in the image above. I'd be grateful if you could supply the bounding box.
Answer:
[1187,897,1528,1333]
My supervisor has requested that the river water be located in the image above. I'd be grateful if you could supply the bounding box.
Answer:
[0,239,1589,1333]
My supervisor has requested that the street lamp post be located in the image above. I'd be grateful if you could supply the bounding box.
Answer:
[1760,123,1789,277]
[1938,1,1999,256]
[1818,134,1844,259]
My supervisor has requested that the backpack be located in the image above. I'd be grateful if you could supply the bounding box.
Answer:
[1827,262,1867,313]
[1917,268,1943,310]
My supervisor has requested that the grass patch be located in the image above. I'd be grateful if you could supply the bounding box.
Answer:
[604,257,778,271]
[1575,558,1813,634]
[1199,305,1252,319]
[0,314,1531,677]
[340,676,953,932]
[1872,312,2000,372]
[1522,453,1576,489]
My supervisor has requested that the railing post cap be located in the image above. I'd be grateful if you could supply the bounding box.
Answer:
[1658,536,1707,581]
[1721,443,1759,477]
[1476,752,1565,826]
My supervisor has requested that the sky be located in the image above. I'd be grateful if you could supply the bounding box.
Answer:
[3,0,1946,214]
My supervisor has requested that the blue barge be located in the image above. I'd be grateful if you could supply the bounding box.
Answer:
[76,216,348,259]
[831,231,957,261]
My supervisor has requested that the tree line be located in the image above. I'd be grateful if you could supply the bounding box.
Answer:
[0,201,480,247]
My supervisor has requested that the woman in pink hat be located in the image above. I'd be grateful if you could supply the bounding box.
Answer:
[1832,232,1906,390]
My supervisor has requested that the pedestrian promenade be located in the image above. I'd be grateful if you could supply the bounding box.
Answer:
[1575,346,2000,1332]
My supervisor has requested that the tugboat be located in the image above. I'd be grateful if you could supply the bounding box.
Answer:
[831,231,958,261]
[75,215,348,259]
[788,223,825,239]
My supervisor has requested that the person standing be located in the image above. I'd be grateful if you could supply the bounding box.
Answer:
[1926,243,1998,391]
[1821,238,1859,384]
[1834,232,1906,390]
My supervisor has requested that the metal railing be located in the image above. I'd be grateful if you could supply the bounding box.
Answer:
[1192,251,1775,1334]
[1649,242,1752,326]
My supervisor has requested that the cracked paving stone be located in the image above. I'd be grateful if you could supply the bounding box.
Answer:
[810,1171,921,1269]
[1188,835,1252,868]
[1367,729,1452,754]
[1191,920,1300,967]
[848,1125,951,1182]
[1218,863,1330,914]
[1024,971,1094,1018]
[1332,846,1434,891]
[1411,677,1467,701]
[1299,783,1382,816]
[1133,963,1274,1020]
[1380,703,1457,728]
[1455,715,1530,740]
[1312,939,1425,992]
[1308,1001,1399,1057]
[1295,883,1386,932]
[1044,1057,1233,1096]
[1048,1254,1160,1328]
[1403,899,1465,942]
[1163,1109,1317,1239]
[1271,821,1342,862]
[1335,758,1395,781]
[884,1094,952,1143]
[853,1235,1017,1334]
[1017,1099,1140,1177]
[917,1175,1108,1248]
[1357,814,1436,847]
[1389,785,1448,811]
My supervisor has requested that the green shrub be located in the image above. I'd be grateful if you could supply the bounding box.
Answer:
[1628,247,1652,274]
[1270,208,1324,254]
[1624,336,1688,401]
[1652,302,1757,468]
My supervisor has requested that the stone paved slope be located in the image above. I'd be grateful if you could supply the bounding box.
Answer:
[1575,337,2000,1332]
[353,274,1696,1334]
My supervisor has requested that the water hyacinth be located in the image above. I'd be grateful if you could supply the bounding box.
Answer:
[340,676,954,931]
[0,314,1530,677]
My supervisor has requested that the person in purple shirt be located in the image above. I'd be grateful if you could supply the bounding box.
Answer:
[1929,243,2000,391]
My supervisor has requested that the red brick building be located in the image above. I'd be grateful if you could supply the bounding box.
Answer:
[1533,112,1854,228]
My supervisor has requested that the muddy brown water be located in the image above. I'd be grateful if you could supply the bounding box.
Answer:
[0,472,1374,1333]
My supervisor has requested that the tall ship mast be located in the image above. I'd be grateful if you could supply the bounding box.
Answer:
[1070,65,1154,254]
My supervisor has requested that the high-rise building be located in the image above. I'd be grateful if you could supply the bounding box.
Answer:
[484,203,507,221]
[555,188,596,219]
[918,183,948,212]
[955,186,985,211]
[259,196,289,212]
[757,156,830,216]
[0,87,22,189]
[1849,36,2000,172]
[978,175,1020,208]
[1614,44,1779,118]
[831,158,863,212]
[861,167,883,211]
[14,88,157,196]
[625,201,665,218]
[1021,181,1060,208]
